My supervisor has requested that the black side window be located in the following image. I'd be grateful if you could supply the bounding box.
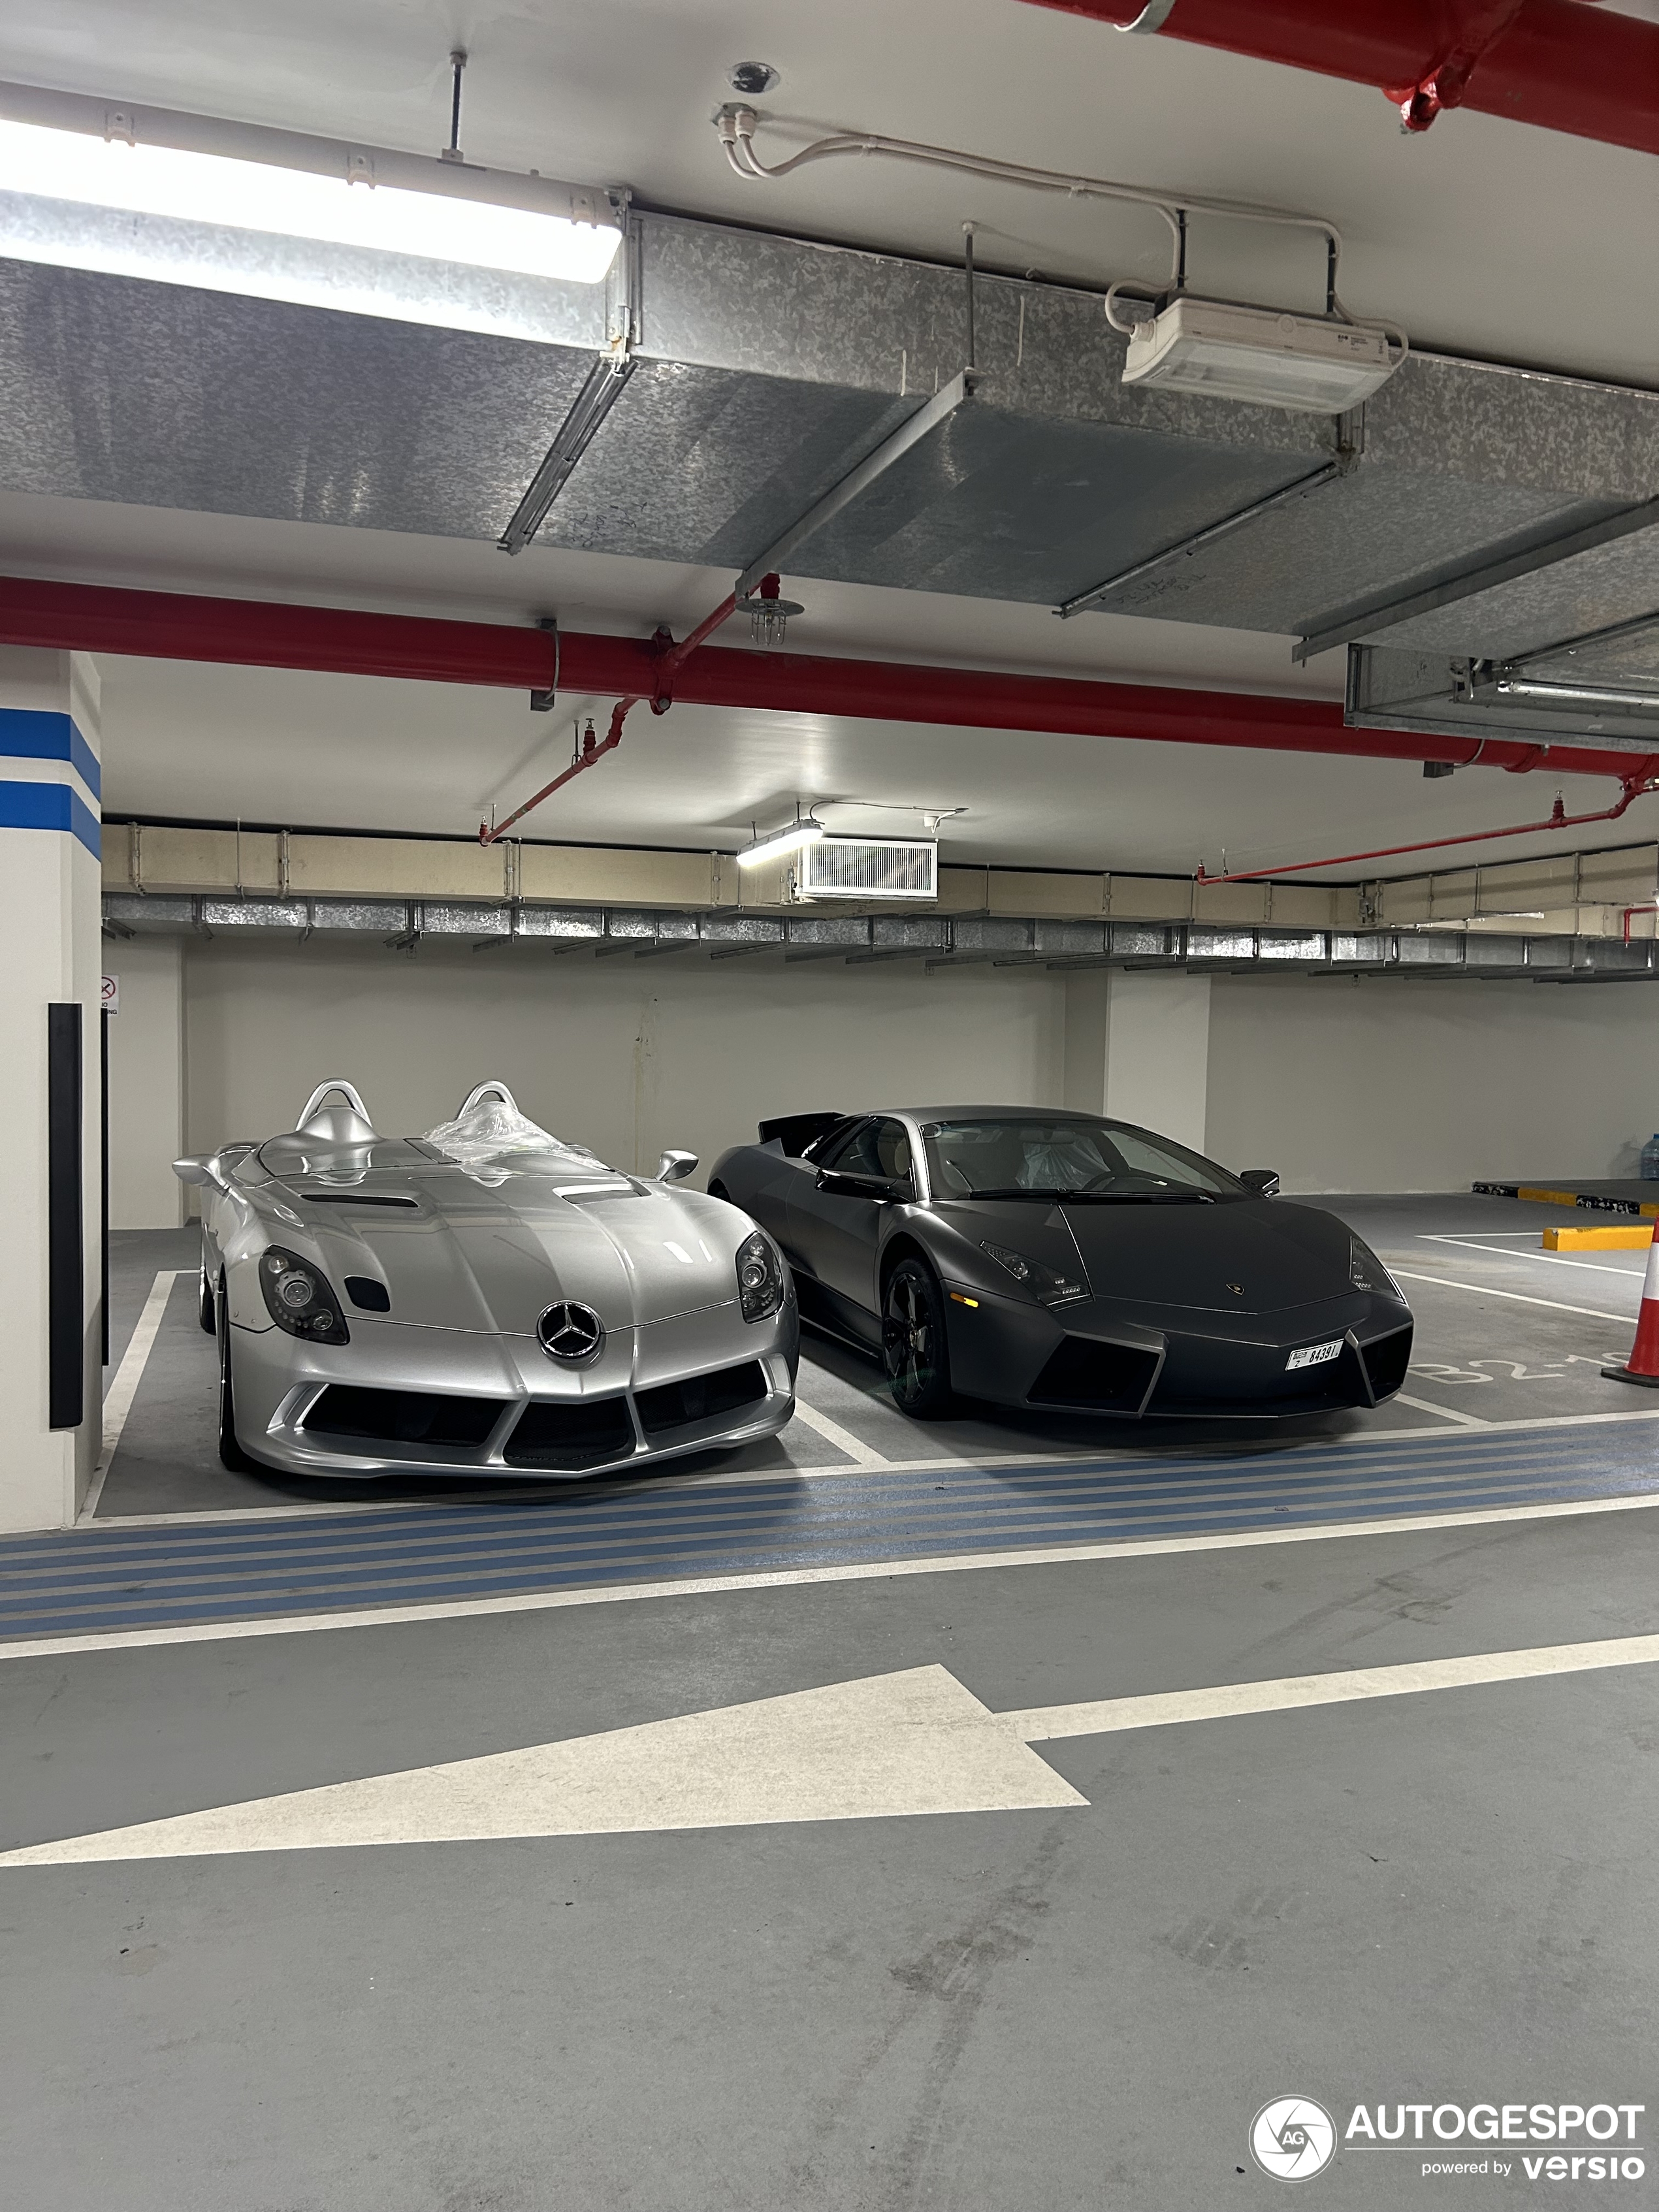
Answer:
[829,1118,912,1187]
[814,1117,870,1170]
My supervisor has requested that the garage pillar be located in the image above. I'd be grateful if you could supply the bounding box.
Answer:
[0,648,103,1531]
[1062,971,1212,1155]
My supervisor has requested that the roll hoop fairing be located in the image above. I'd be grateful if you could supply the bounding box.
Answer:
[709,1106,1412,1422]
[176,1081,797,1480]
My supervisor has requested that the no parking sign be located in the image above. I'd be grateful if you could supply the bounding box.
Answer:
[101,974,118,1014]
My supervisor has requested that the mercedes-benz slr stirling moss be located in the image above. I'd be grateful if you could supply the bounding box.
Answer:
[176,1081,798,1479]
[709,1107,1411,1421]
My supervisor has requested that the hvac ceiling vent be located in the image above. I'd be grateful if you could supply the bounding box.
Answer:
[798,836,938,901]
[1121,298,1400,414]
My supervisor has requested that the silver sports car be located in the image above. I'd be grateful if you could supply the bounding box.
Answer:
[174,1080,798,1480]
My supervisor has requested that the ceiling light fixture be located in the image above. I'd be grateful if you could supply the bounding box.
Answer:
[1119,297,1402,414]
[0,115,621,285]
[735,811,824,869]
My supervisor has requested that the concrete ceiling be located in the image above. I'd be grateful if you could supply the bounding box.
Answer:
[7,0,1656,385]
[3,1,1656,877]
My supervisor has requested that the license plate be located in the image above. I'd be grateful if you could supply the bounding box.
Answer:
[1286,1339,1343,1371]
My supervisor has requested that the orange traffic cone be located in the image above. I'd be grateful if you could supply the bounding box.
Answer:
[1603,1225,1659,1387]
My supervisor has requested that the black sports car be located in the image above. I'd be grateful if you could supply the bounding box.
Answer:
[708,1107,1413,1420]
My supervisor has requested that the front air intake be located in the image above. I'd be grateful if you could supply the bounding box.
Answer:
[799,837,937,901]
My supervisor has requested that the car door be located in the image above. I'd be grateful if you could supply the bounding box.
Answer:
[785,1116,916,1331]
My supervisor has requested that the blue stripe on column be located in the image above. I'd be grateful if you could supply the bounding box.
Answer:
[0,779,101,858]
[0,709,101,803]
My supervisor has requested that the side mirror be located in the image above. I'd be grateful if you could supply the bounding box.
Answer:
[656,1149,698,1185]
[817,1168,909,1204]
[1239,1168,1280,1197]
[173,1155,227,1193]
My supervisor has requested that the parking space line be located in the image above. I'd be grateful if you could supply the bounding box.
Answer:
[80,1271,188,1525]
[10,1485,1659,1662]
[788,1396,890,1468]
[1419,1235,1647,1279]
[1390,1268,1635,1326]
[1392,1392,1490,1428]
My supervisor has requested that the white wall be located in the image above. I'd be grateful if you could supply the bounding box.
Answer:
[1206,972,1659,1191]
[106,935,185,1229]
[105,938,1659,1211]
[178,940,1069,1178]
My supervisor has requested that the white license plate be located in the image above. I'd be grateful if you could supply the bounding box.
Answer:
[1286,1339,1343,1371]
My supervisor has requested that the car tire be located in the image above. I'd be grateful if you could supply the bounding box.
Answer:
[883,1257,954,1419]
[199,1265,216,1336]
[216,1280,258,1473]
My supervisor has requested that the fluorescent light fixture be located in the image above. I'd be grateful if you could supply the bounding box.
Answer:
[1121,297,1401,414]
[0,117,620,283]
[1494,675,1659,713]
[735,815,824,870]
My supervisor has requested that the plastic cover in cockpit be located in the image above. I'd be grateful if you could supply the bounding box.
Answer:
[420,1097,608,1172]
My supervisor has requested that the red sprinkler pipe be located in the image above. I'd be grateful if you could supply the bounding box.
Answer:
[1195,776,1659,886]
[477,586,742,842]
[1017,0,1659,157]
[7,573,1659,790]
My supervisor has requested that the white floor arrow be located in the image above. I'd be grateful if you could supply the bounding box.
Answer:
[6,1633,1658,1866]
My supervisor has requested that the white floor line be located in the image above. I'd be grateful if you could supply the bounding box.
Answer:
[1420,1235,1647,1279]
[786,1397,890,1468]
[1009,1629,1659,1742]
[1390,1268,1635,1327]
[1392,1392,1491,1428]
[9,1486,1659,1663]
[78,1272,187,1525]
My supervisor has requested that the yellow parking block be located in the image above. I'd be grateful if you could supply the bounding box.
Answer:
[1543,1224,1657,1251]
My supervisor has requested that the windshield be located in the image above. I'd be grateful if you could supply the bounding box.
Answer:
[920,1117,1246,1203]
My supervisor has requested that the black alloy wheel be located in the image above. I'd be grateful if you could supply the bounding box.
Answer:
[199,1264,216,1335]
[882,1258,954,1418]
[216,1276,257,1473]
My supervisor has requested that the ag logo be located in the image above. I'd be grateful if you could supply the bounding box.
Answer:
[536,1300,605,1364]
[1249,2096,1336,2183]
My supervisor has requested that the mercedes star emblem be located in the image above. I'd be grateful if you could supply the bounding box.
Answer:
[536,1300,605,1364]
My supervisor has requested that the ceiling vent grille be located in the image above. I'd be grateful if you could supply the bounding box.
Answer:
[799,836,938,900]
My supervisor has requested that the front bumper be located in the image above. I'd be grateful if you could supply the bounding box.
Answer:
[227,1293,800,1479]
[942,1284,1412,1419]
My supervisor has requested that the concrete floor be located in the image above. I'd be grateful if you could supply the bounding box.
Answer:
[4,1191,1653,2209]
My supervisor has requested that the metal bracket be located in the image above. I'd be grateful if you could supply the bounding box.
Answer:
[734,370,978,601]
[529,617,560,712]
[1055,456,1351,621]
[498,200,641,556]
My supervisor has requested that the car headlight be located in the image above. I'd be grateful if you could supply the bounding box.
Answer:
[1349,1234,1402,1298]
[735,1230,785,1322]
[980,1240,1087,1307]
[259,1245,350,1344]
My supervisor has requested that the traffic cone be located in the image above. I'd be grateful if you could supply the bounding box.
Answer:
[1603,1225,1659,1387]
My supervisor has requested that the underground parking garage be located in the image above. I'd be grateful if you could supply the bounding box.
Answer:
[3,5,1659,2206]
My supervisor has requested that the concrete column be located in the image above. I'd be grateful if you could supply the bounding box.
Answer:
[0,649,103,1531]
[107,935,186,1230]
[1062,970,1213,1155]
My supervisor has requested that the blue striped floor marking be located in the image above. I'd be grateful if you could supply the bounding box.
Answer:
[2,1424,1655,1641]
